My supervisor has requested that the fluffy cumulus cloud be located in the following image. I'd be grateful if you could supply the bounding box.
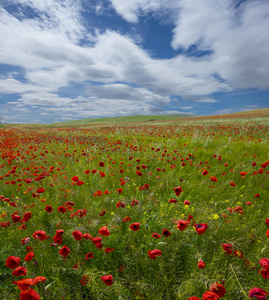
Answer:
[0,0,268,123]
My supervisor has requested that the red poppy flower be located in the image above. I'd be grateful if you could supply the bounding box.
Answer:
[240,172,247,176]
[72,230,83,241]
[12,266,27,276]
[131,199,140,206]
[259,268,269,279]
[59,245,71,258]
[116,188,123,194]
[148,249,162,259]
[12,214,21,223]
[80,275,90,285]
[136,171,143,177]
[58,206,67,213]
[198,260,205,269]
[99,226,110,237]
[210,176,217,182]
[122,216,131,222]
[117,201,125,208]
[71,176,79,182]
[32,276,47,285]
[99,161,105,167]
[22,212,32,223]
[100,275,113,286]
[45,205,53,213]
[259,258,269,269]
[129,223,140,231]
[222,243,233,254]
[32,230,48,241]
[5,256,20,269]
[174,186,183,196]
[202,291,219,300]
[92,237,102,249]
[184,200,191,205]
[194,223,208,235]
[248,287,268,300]
[53,229,64,245]
[20,289,40,300]
[162,229,171,237]
[177,220,189,231]
[83,233,93,240]
[99,210,107,216]
[104,247,114,253]
[1,221,11,227]
[13,278,33,291]
[24,252,35,262]
[230,182,236,187]
[202,170,209,176]
[36,188,45,193]
[85,253,94,260]
[169,199,177,204]
[210,282,226,297]
[21,237,30,245]
[76,180,84,186]
[265,218,269,226]
[151,233,161,238]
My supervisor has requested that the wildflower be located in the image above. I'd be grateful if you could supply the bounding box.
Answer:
[162,229,171,237]
[5,256,20,269]
[85,253,94,260]
[72,230,83,241]
[249,288,268,300]
[19,289,40,300]
[59,245,71,258]
[148,249,162,259]
[100,275,113,286]
[12,266,27,276]
[210,282,226,297]
[24,252,35,262]
[198,260,205,269]
[194,223,208,235]
[151,233,161,238]
[99,226,110,237]
[130,223,140,231]
[174,186,183,196]
[32,230,48,241]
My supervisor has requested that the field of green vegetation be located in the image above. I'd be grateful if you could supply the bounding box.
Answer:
[0,116,269,300]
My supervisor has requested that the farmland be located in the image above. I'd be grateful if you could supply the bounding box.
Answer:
[0,115,269,300]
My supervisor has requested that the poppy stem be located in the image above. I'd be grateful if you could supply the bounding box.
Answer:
[229,264,248,299]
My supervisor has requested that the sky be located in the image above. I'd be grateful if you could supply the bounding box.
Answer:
[0,0,269,124]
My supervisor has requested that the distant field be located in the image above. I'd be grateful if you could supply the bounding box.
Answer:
[51,114,192,126]
[187,107,269,121]
[51,108,269,126]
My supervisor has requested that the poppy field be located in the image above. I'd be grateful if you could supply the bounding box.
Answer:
[0,118,269,300]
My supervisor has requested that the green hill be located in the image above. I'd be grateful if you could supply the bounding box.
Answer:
[52,114,193,126]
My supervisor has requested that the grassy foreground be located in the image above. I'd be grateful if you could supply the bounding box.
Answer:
[0,117,269,300]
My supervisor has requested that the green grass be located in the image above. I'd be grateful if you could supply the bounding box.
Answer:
[0,117,269,299]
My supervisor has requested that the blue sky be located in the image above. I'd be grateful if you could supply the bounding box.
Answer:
[0,0,268,124]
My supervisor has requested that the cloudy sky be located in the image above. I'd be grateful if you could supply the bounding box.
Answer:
[0,0,269,123]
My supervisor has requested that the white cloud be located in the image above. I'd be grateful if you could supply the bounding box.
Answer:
[0,0,268,123]
[180,106,193,110]
[216,108,235,115]
[241,105,260,112]
[196,98,217,103]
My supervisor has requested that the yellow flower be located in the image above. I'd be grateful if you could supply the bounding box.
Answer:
[213,214,219,220]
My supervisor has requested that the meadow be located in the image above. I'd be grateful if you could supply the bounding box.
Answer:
[0,115,269,300]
